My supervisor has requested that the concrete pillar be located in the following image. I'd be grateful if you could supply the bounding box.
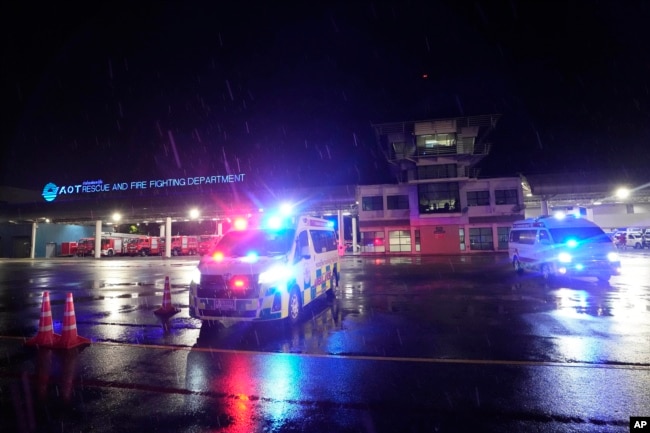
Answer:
[95,220,102,259]
[165,217,172,258]
[217,222,223,236]
[541,199,549,216]
[30,222,37,259]
[352,216,358,254]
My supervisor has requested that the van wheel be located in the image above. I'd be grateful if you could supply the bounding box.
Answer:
[634,242,641,249]
[287,287,302,325]
[513,258,523,274]
[597,275,611,284]
[541,264,552,280]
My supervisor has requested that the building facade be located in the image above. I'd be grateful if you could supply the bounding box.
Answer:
[358,114,524,254]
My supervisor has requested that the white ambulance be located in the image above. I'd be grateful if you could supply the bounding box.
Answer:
[189,213,340,324]
[508,213,621,283]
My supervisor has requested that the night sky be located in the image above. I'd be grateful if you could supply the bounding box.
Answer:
[3,1,650,192]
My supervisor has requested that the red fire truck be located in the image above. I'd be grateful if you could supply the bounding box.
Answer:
[76,238,95,256]
[76,236,124,256]
[127,236,162,256]
[161,235,199,256]
[60,242,78,256]
[197,234,221,256]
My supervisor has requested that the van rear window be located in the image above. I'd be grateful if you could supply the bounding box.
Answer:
[549,227,611,244]
[509,229,536,245]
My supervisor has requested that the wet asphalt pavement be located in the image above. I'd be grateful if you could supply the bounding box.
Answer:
[0,253,649,432]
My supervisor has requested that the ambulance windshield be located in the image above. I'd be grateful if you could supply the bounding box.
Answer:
[216,229,295,257]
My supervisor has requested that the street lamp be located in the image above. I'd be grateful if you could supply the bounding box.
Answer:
[189,208,200,220]
[615,187,630,200]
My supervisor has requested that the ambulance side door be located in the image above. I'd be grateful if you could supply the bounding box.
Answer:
[536,229,552,266]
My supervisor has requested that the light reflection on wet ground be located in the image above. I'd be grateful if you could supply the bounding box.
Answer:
[0,253,648,364]
[1,253,649,432]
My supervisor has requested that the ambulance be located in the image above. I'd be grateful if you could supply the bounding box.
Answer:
[508,213,621,283]
[189,213,340,324]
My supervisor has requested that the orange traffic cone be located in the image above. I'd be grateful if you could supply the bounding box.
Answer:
[26,292,60,348]
[154,276,180,317]
[55,293,91,349]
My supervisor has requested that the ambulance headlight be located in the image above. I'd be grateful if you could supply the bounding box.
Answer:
[558,252,572,263]
[607,252,620,262]
[259,265,293,285]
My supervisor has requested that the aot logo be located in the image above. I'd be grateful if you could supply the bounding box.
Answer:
[42,182,59,202]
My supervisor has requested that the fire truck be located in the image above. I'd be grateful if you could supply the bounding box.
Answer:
[127,236,162,256]
[76,236,124,256]
[161,235,199,256]
[76,238,95,256]
[60,241,78,256]
[197,234,221,256]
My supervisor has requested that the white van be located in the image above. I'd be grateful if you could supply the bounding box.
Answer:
[508,214,621,282]
[624,232,645,249]
[189,213,340,324]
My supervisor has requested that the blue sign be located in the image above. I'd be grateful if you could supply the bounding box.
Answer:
[42,174,246,202]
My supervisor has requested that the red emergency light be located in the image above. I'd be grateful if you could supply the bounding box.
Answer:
[229,275,249,291]
[233,218,248,230]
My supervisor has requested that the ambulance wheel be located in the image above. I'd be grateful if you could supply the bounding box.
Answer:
[513,258,523,274]
[541,264,552,281]
[287,287,302,325]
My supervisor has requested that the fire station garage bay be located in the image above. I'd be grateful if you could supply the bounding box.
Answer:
[2,114,650,258]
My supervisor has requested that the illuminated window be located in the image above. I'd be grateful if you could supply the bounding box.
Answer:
[459,228,465,251]
[418,182,460,214]
[388,230,411,252]
[416,133,456,147]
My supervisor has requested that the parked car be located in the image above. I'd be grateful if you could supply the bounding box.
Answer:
[643,232,650,249]
[625,232,645,249]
